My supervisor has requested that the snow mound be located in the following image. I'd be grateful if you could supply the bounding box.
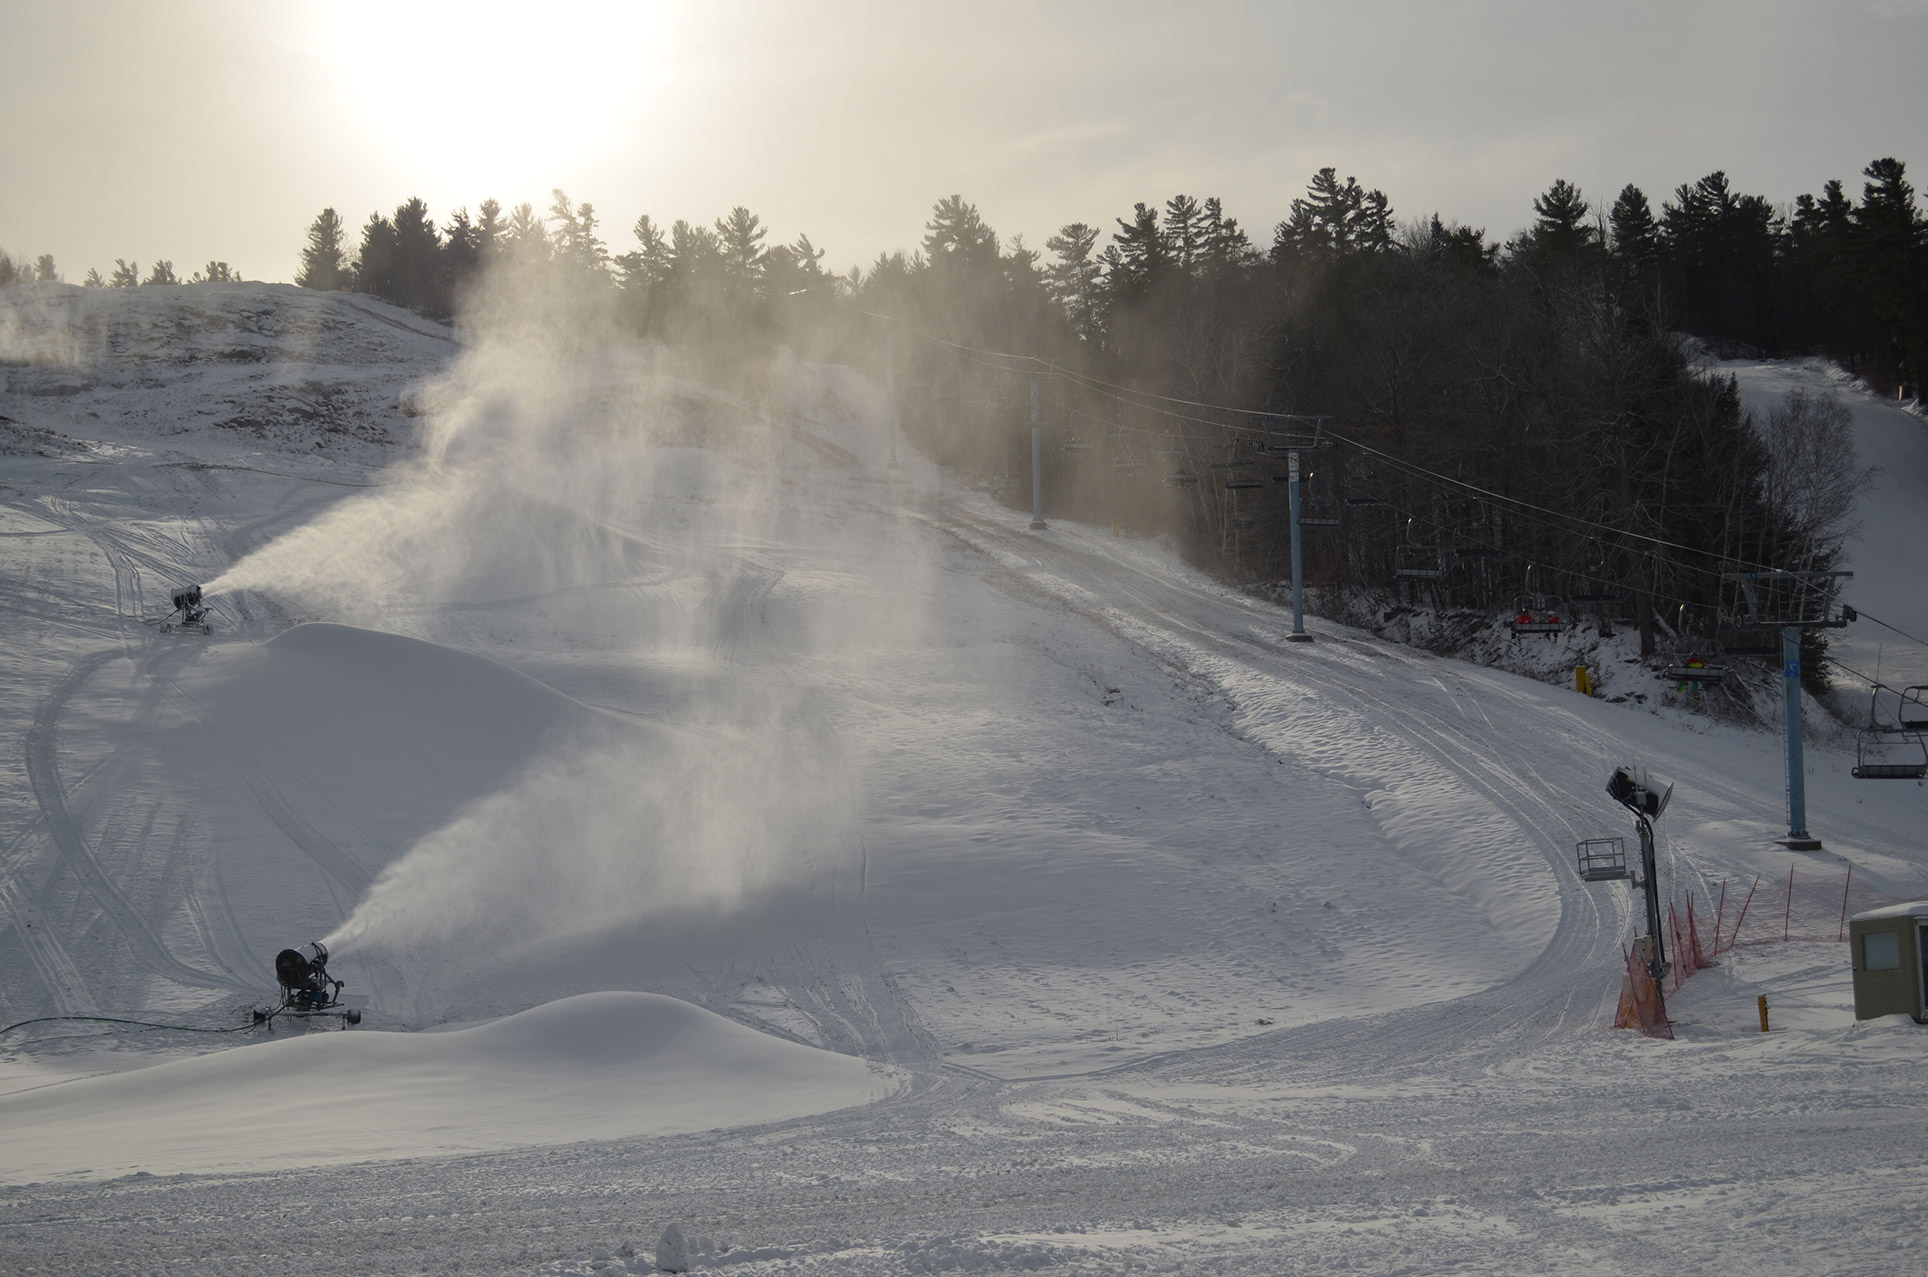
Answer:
[0,992,894,1182]
[174,621,594,854]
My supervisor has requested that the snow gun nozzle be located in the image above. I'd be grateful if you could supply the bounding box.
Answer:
[170,583,203,613]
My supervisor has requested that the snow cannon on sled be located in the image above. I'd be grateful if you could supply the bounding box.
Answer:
[156,583,210,634]
[262,942,361,1025]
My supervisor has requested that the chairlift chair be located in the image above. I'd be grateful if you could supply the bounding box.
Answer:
[1224,476,1265,490]
[1853,729,1928,780]
[1062,436,1093,453]
[1851,686,1928,779]
[1899,686,1928,733]
[1394,544,1444,580]
[1575,837,1631,882]
[1507,596,1568,638]
[1165,470,1200,487]
[1659,655,1728,687]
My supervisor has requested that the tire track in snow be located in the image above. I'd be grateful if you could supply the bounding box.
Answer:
[23,649,241,993]
[921,502,1632,1082]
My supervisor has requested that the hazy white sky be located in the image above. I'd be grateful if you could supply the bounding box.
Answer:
[4,1,1925,283]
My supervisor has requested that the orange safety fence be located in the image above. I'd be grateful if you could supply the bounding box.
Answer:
[1615,944,1673,1039]
[1615,867,1905,1034]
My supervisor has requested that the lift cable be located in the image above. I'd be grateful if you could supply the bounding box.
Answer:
[877,304,1820,587]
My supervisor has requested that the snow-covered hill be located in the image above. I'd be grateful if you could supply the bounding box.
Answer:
[2,284,1926,1274]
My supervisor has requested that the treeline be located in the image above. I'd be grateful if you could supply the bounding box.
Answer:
[300,161,1918,675]
[0,249,241,288]
[295,191,834,362]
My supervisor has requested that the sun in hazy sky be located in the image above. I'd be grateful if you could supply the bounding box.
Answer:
[2,1,1924,283]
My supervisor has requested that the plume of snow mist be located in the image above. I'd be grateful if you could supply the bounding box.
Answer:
[203,257,794,627]
[325,686,858,1020]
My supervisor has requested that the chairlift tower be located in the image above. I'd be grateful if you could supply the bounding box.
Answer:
[885,325,901,471]
[1027,378,1046,531]
[1286,449,1311,641]
[1722,569,1855,851]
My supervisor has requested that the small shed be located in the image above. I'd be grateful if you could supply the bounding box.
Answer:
[1848,901,1928,1021]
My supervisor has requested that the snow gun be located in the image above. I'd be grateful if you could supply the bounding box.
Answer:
[156,583,210,634]
[262,942,361,1025]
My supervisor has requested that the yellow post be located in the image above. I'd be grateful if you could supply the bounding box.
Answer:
[1575,664,1592,697]
[1757,993,1770,1032]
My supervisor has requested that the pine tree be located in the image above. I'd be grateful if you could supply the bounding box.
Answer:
[1103,202,1168,302]
[763,232,827,300]
[548,190,610,280]
[1044,221,1104,343]
[0,252,19,288]
[354,212,398,297]
[191,262,236,283]
[1164,195,1202,271]
[504,203,549,262]
[1199,198,1254,272]
[143,261,179,286]
[714,206,767,288]
[615,213,671,293]
[923,195,999,270]
[391,198,445,312]
[444,207,481,292]
[110,259,140,288]
[1850,158,1928,382]
[1608,184,1662,277]
[34,254,57,283]
[297,207,348,290]
[476,198,505,259]
[1528,178,1599,264]
[1272,168,1393,261]
[83,268,105,287]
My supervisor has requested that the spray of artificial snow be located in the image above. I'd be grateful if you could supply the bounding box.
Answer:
[212,256,920,1013]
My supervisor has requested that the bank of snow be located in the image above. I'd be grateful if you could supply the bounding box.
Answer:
[0,991,896,1182]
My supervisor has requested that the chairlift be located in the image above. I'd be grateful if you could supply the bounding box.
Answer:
[1575,837,1631,882]
[1853,729,1928,780]
[1225,475,1264,490]
[1851,685,1928,779]
[1062,436,1093,453]
[1718,625,1781,658]
[1721,568,1856,629]
[1659,655,1727,687]
[1898,686,1928,733]
[1508,601,1567,638]
[1113,459,1145,474]
[1506,565,1567,639]
[1394,544,1443,580]
[1165,470,1200,487]
[1343,493,1387,507]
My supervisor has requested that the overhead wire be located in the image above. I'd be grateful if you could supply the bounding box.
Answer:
[851,297,1842,591]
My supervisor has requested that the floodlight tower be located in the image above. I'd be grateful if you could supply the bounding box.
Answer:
[1607,765,1674,985]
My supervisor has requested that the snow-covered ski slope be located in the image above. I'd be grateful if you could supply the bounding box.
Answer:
[1726,357,1928,692]
[2,283,1926,1274]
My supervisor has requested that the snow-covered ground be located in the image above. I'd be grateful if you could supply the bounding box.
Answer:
[1725,357,1928,695]
[1,283,1926,1274]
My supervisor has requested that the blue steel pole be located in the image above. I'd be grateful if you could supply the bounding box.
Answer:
[1287,450,1311,642]
[1028,378,1046,531]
